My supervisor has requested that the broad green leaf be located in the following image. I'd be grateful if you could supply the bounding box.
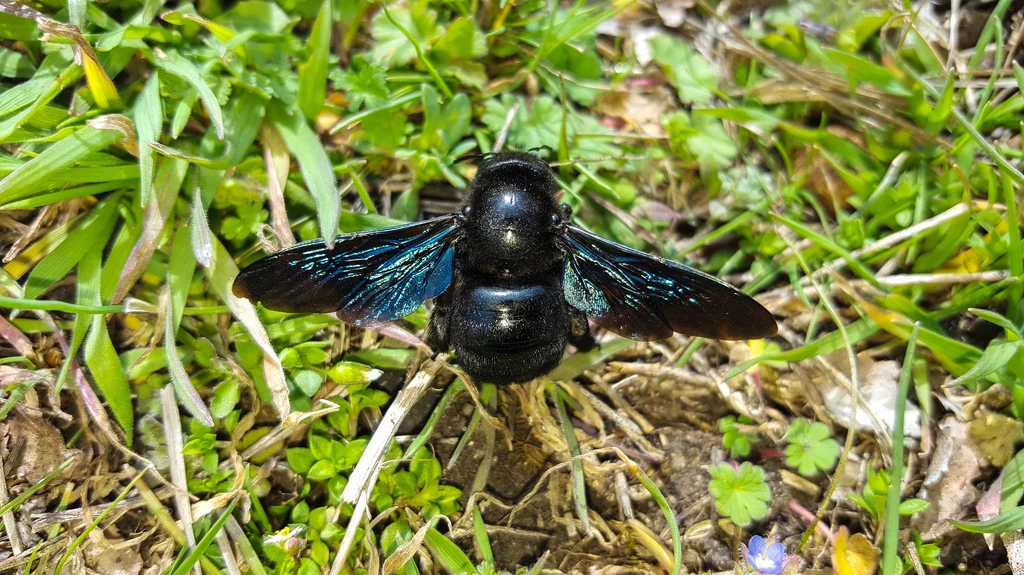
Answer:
[361,108,408,152]
[926,73,955,131]
[949,339,1021,387]
[287,447,315,475]
[836,11,892,52]
[332,63,389,111]
[1002,449,1024,512]
[368,0,441,68]
[823,48,911,96]
[433,17,485,60]
[898,499,929,515]
[215,1,292,34]
[0,12,40,42]
[210,378,240,418]
[0,50,69,119]
[298,0,331,121]
[272,104,339,244]
[24,194,121,300]
[650,34,717,105]
[0,47,35,78]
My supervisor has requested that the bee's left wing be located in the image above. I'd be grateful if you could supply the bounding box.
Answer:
[561,225,777,341]
[233,215,459,326]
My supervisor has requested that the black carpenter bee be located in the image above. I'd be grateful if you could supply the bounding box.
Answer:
[232,151,777,384]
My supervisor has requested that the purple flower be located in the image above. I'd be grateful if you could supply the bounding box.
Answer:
[742,535,787,575]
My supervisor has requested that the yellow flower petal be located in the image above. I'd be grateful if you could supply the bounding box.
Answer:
[833,527,879,575]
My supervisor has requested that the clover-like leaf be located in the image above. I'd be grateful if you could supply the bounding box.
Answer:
[708,462,771,525]
[650,34,717,105]
[785,418,840,476]
[721,415,757,458]
[332,61,390,111]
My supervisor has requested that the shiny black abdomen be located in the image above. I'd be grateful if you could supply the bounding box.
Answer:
[449,274,568,384]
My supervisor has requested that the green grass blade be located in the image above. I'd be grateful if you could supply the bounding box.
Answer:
[133,69,163,206]
[1001,167,1022,325]
[209,234,289,417]
[23,193,121,300]
[881,323,919,575]
[724,317,879,380]
[0,296,122,315]
[424,527,474,574]
[773,213,883,290]
[80,242,133,444]
[329,89,419,134]
[84,312,134,445]
[156,51,224,139]
[55,246,104,393]
[951,505,1024,533]
[0,459,72,518]
[549,337,634,381]
[0,126,124,206]
[0,50,69,118]
[165,224,213,427]
[550,383,591,536]
[298,0,331,121]
[170,499,238,575]
[53,471,146,575]
[272,103,339,245]
[472,507,493,563]
[628,462,681,575]
[404,378,464,458]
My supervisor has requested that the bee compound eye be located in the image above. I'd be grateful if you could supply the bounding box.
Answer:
[461,205,472,217]
[560,203,572,218]
[551,213,561,225]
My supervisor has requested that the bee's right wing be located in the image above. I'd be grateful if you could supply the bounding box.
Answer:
[232,215,460,326]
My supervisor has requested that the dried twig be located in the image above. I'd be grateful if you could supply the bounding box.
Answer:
[160,386,198,566]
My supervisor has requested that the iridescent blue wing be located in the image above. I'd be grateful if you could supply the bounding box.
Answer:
[561,225,777,341]
[233,215,459,326]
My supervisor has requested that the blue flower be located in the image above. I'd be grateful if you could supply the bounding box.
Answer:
[742,535,788,575]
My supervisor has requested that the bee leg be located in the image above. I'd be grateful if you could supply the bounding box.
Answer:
[425,291,453,354]
[568,308,597,352]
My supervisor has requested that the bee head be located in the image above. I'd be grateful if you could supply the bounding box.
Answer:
[462,150,561,262]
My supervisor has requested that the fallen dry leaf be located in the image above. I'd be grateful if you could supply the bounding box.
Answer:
[912,416,984,540]
[1,408,71,484]
[85,542,144,575]
[599,86,675,136]
[813,351,922,439]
